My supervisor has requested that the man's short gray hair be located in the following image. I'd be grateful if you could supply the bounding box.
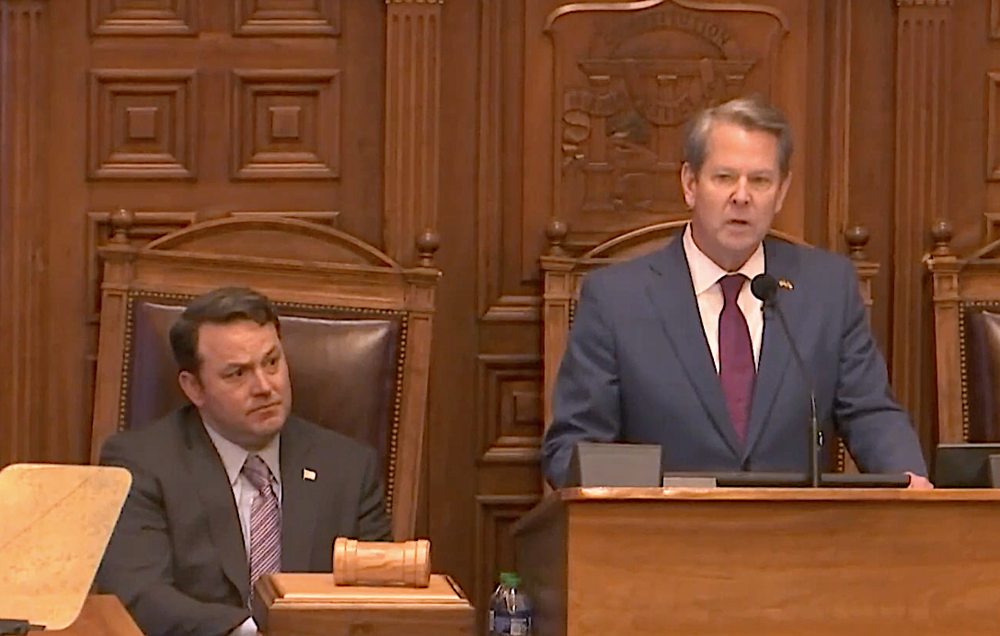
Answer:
[683,96,792,177]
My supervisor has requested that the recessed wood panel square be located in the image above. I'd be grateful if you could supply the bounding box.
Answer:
[88,70,197,180]
[90,0,197,35]
[234,0,340,36]
[269,106,301,141]
[126,107,158,141]
[231,70,340,180]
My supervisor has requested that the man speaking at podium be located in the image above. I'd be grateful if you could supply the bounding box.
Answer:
[96,288,391,636]
[542,96,931,490]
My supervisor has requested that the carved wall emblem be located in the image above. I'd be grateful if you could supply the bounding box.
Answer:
[547,1,787,219]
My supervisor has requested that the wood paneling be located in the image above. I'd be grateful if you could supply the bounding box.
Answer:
[88,69,198,180]
[384,0,441,265]
[6,2,1000,634]
[0,0,49,463]
[233,0,340,37]
[90,0,196,36]
[892,0,952,455]
[230,69,341,180]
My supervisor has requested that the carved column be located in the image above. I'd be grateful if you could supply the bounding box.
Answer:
[0,0,48,465]
[384,0,441,265]
[891,0,951,441]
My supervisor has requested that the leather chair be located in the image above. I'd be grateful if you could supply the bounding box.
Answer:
[928,220,1000,444]
[91,211,440,540]
[540,219,883,474]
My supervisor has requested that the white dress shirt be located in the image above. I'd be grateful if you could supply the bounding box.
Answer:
[682,224,765,372]
[203,420,282,636]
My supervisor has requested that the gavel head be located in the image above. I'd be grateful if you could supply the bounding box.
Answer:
[332,537,432,588]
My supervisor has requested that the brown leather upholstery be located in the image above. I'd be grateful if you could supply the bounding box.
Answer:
[125,298,404,474]
[92,215,439,540]
[960,306,1000,442]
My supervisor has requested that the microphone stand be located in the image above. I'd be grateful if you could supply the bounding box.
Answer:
[766,301,822,488]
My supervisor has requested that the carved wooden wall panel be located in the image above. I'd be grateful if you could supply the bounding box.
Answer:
[230,69,341,180]
[0,0,50,461]
[90,0,196,35]
[383,0,441,266]
[477,354,543,465]
[0,0,385,469]
[7,4,1000,635]
[891,0,953,453]
[88,70,198,180]
[523,0,814,261]
[234,0,340,36]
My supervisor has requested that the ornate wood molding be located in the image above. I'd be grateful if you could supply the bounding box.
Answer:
[0,0,49,464]
[383,0,441,264]
[826,0,852,251]
[892,0,951,435]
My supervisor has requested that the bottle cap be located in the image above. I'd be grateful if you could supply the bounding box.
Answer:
[500,571,520,587]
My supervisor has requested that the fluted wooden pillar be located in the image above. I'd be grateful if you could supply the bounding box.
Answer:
[892,0,951,446]
[0,0,49,466]
[384,0,441,264]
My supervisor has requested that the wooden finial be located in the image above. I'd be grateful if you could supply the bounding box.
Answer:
[546,218,568,256]
[844,224,870,261]
[109,208,134,244]
[416,229,440,267]
[930,219,954,256]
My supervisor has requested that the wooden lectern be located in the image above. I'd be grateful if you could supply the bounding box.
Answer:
[514,487,1000,636]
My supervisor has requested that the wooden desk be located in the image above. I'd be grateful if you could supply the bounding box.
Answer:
[514,487,1000,636]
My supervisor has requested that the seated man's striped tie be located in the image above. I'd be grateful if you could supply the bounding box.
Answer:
[242,454,281,604]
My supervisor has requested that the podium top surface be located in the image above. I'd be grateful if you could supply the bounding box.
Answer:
[0,464,132,630]
[553,486,1000,502]
[262,573,472,607]
[514,486,1000,535]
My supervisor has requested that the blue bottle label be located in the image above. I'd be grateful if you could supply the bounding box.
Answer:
[491,615,530,635]
[510,617,529,635]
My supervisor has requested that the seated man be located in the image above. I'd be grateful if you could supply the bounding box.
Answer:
[542,96,932,489]
[97,287,391,636]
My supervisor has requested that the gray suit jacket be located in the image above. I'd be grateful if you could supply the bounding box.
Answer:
[542,236,927,487]
[96,405,391,636]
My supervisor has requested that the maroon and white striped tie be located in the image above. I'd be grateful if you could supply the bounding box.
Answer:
[243,454,281,598]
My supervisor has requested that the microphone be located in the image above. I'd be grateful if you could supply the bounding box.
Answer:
[751,273,821,488]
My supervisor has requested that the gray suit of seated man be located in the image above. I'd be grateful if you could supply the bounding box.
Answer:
[97,287,391,636]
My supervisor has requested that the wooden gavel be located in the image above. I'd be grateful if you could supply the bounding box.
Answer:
[332,537,431,587]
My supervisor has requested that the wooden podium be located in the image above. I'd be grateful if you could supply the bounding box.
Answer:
[514,487,1000,636]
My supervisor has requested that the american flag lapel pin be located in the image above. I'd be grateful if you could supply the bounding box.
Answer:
[778,279,794,290]
[303,468,316,481]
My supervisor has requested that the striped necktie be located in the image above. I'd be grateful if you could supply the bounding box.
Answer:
[242,454,281,600]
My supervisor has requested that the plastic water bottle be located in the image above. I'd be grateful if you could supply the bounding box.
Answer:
[488,571,532,636]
